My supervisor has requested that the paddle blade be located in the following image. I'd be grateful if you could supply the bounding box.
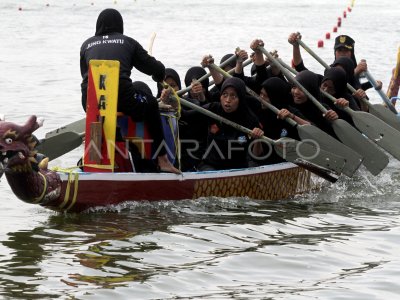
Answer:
[36,132,83,161]
[273,137,345,177]
[368,104,400,132]
[351,110,400,161]
[45,118,85,138]
[332,119,389,175]
[297,124,363,177]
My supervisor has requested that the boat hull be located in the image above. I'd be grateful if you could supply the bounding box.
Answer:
[48,163,315,213]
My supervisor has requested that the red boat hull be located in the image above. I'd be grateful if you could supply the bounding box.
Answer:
[46,163,314,213]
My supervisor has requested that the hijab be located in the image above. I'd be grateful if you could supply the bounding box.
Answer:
[220,77,246,110]
[322,67,348,98]
[322,66,361,111]
[156,68,181,97]
[95,8,124,36]
[331,56,359,89]
[184,66,209,91]
[220,53,236,70]
[295,70,322,101]
[260,77,292,109]
[216,77,256,128]
[293,70,335,135]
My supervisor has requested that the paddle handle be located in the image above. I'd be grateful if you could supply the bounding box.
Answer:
[277,58,298,75]
[297,40,330,69]
[319,89,354,115]
[174,54,238,97]
[363,70,398,114]
[208,62,298,127]
[258,46,328,114]
[209,57,253,86]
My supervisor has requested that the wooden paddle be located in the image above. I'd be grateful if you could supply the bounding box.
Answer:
[278,57,400,171]
[176,54,239,96]
[148,32,157,56]
[208,62,362,178]
[208,57,253,87]
[386,46,400,99]
[36,131,84,161]
[258,45,389,175]
[45,118,85,138]
[278,57,400,133]
[163,83,345,182]
[297,39,400,125]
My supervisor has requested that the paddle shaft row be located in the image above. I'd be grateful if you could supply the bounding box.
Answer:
[258,47,328,113]
[258,45,390,175]
[276,57,387,123]
[176,54,239,97]
[319,87,400,161]
[296,39,400,132]
[208,57,253,86]
[297,39,398,114]
[173,89,343,182]
[208,61,365,178]
[277,55,395,119]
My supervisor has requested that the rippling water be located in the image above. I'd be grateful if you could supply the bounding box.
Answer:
[1,0,400,298]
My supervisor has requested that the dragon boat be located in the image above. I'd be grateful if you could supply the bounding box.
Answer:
[0,133,316,213]
[0,60,322,213]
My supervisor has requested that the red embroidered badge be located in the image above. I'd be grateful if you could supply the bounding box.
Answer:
[210,124,219,134]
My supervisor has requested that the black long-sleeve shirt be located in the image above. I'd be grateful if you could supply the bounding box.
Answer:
[80,32,165,111]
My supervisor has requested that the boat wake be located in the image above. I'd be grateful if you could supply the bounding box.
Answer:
[294,157,400,207]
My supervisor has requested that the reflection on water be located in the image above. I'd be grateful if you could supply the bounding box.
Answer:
[1,187,399,298]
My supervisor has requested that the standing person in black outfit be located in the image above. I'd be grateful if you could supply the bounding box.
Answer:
[80,8,180,174]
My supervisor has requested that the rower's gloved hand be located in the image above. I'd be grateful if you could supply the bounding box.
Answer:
[152,72,164,83]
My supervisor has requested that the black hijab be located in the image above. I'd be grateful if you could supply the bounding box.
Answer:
[292,70,337,137]
[95,8,124,36]
[217,77,256,128]
[331,56,359,89]
[322,67,348,98]
[222,77,247,100]
[220,53,236,70]
[295,70,322,101]
[322,66,360,112]
[156,68,181,97]
[260,77,292,109]
[184,66,209,91]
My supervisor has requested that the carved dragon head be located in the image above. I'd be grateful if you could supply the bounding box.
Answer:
[0,115,43,175]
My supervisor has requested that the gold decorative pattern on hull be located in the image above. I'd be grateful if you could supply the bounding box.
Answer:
[193,167,311,200]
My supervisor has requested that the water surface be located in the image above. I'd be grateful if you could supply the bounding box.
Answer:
[0,0,400,298]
